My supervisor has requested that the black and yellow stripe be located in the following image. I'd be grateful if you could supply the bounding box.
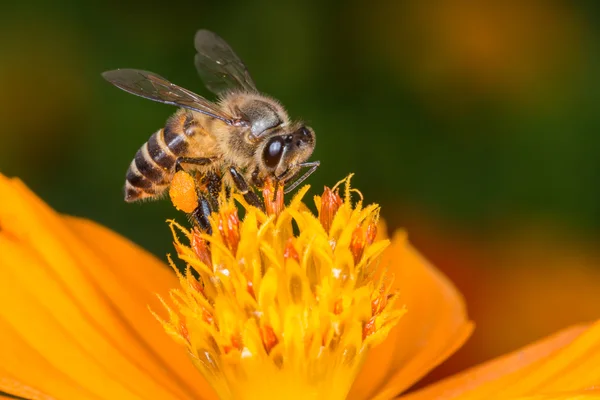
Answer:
[124,124,189,202]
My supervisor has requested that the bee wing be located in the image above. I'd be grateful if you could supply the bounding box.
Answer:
[194,29,258,95]
[102,69,242,125]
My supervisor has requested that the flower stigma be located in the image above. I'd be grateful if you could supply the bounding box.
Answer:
[154,172,405,400]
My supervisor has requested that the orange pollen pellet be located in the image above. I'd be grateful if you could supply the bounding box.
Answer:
[350,226,365,265]
[261,325,279,354]
[363,317,376,340]
[169,171,199,214]
[320,186,343,233]
[284,238,300,263]
[191,230,212,268]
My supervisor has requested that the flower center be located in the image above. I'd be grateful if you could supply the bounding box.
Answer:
[154,175,405,400]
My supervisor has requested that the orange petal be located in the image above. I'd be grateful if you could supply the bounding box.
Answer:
[0,175,217,399]
[350,231,474,399]
[400,322,599,400]
[0,317,94,400]
[0,388,54,400]
[513,390,600,400]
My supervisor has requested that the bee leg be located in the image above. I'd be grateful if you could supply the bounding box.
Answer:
[203,171,222,212]
[282,161,321,194]
[251,167,264,188]
[229,166,264,210]
[191,193,213,235]
[175,156,213,172]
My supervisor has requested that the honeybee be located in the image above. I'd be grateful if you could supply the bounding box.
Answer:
[102,30,319,227]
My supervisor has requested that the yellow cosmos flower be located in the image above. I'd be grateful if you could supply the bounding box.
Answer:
[0,172,599,400]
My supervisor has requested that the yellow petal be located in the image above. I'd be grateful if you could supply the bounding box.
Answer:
[0,175,216,399]
[350,231,473,399]
[400,323,594,400]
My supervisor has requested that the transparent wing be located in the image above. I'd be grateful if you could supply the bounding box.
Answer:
[194,29,258,95]
[102,69,239,125]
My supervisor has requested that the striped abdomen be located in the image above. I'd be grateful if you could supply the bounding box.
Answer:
[124,123,188,202]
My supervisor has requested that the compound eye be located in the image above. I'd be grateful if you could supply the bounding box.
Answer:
[263,137,284,169]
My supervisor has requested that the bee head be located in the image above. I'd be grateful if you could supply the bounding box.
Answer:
[259,125,315,179]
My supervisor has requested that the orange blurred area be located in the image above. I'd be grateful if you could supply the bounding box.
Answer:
[386,207,600,390]
[358,0,588,111]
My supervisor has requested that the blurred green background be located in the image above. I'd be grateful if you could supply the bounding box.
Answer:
[2,0,600,383]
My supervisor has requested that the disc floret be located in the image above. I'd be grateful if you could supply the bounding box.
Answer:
[154,175,405,400]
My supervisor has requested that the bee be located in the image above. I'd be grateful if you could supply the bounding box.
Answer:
[102,30,319,228]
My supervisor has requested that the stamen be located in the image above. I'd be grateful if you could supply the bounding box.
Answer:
[216,206,240,255]
[155,176,403,400]
[366,222,378,245]
[284,238,300,262]
[319,187,343,234]
[261,325,279,354]
[263,178,284,217]
[350,225,366,265]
